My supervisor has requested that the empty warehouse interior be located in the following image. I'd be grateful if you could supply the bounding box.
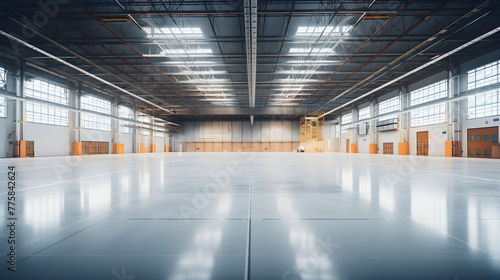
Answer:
[1,0,500,279]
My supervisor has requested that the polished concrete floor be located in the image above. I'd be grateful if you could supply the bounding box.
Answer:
[1,152,500,279]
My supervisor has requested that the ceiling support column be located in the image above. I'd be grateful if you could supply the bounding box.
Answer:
[244,0,257,124]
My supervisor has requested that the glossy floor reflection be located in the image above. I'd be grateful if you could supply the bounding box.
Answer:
[1,152,500,279]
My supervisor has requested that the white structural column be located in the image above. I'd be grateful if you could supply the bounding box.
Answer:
[400,86,410,143]
[244,0,257,124]
[15,59,25,142]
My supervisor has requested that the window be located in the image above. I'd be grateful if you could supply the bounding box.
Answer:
[484,150,490,157]
[119,106,134,133]
[359,106,370,120]
[0,67,6,89]
[138,115,151,136]
[484,135,490,141]
[155,121,165,137]
[467,90,499,119]
[411,103,445,127]
[476,135,481,141]
[81,95,111,131]
[411,80,447,106]
[467,60,499,90]
[379,96,400,116]
[469,150,473,156]
[469,135,474,141]
[0,97,6,118]
[342,113,352,124]
[476,150,481,156]
[25,79,69,126]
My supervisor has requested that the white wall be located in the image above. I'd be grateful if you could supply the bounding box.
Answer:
[409,123,448,156]
[324,138,340,152]
[358,134,370,153]
[0,101,14,158]
[173,120,300,151]
[377,130,400,154]
[26,123,71,157]
[80,129,113,153]
[120,133,134,153]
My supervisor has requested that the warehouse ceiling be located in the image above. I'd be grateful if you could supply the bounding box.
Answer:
[1,0,500,122]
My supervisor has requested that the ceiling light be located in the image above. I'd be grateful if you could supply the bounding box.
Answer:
[202,98,236,101]
[162,49,212,54]
[183,70,227,75]
[276,78,321,83]
[272,87,304,91]
[275,70,317,74]
[286,60,343,65]
[269,102,300,106]
[161,61,216,65]
[296,25,353,37]
[197,86,231,91]
[289,47,334,53]
[143,27,203,38]
[182,79,227,85]
[199,93,232,96]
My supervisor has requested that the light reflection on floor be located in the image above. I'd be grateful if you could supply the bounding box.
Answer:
[0,152,499,279]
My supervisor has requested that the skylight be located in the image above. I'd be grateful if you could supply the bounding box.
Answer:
[143,27,203,38]
[183,70,227,75]
[197,86,231,92]
[162,49,212,54]
[275,70,317,74]
[183,78,228,84]
[296,25,353,37]
[289,47,334,54]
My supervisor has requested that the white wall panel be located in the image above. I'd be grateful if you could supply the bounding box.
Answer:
[242,121,252,142]
[184,122,195,142]
[222,122,232,142]
[292,121,300,141]
[232,121,243,141]
[212,122,223,142]
[282,121,292,142]
[260,121,270,142]
[252,121,261,142]
[270,121,283,142]
[194,122,204,142]
[26,123,71,156]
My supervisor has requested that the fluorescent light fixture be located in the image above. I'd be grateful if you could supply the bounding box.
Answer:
[272,98,300,101]
[162,49,212,54]
[272,87,304,91]
[183,70,227,75]
[143,27,203,38]
[286,60,343,65]
[197,86,231,92]
[289,47,334,53]
[161,61,216,65]
[199,93,233,96]
[183,78,228,84]
[276,78,321,83]
[296,25,353,36]
[202,98,236,101]
[275,70,317,74]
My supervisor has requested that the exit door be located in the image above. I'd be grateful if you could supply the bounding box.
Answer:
[467,127,499,158]
[417,131,429,156]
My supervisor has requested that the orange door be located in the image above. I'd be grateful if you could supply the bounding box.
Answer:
[467,127,498,158]
[346,139,350,153]
[383,142,394,154]
[417,131,429,156]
